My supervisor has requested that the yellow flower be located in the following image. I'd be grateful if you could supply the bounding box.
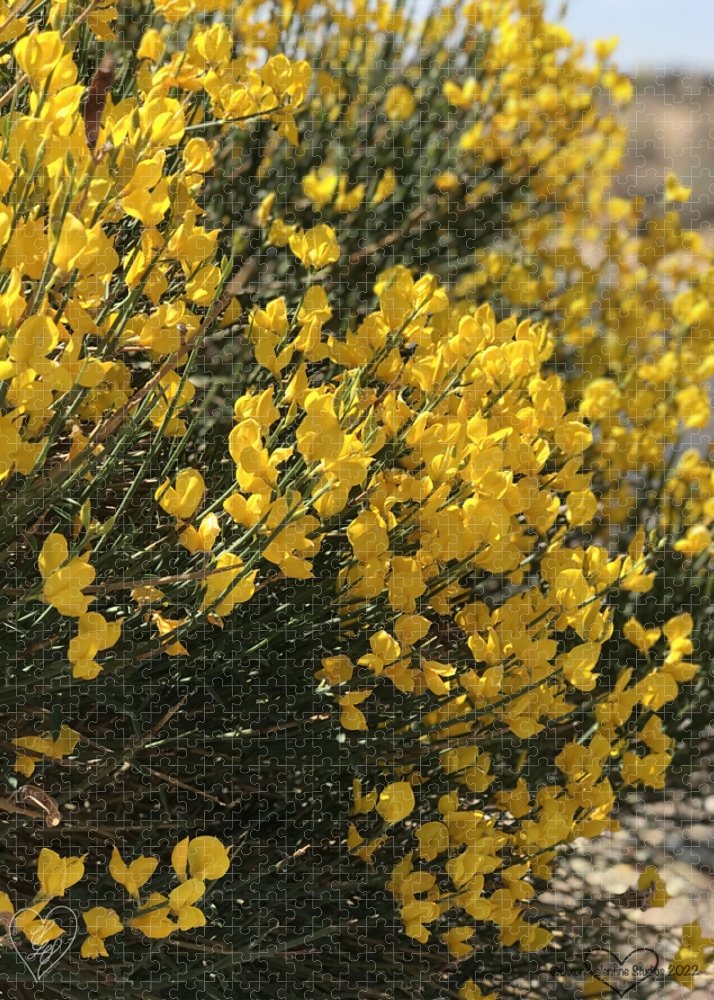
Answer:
[109,847,158,899]
[384,84,416,120]
[623,617,661,653]
[560,643,601,693]
[81,907,123,959]
[593,36,619,61]
[288,224,340,270]
[317,655,354,686]
[351,778,377,815]
[416,821,449,862]
[13,902,65,946]
[441,926,474,958]
[637,865,669,907]
[68,612,122,680]
[13,724,80,777]
[387,556,425,613]
[401,898,439,942]
[168,878,206,930]
[518,921,553,951]
[155,468,205,520]
[182,137,214,174]
[37,848,86,898]
[129,893,176,939]
[674,523,711,558]
[150,610,189,656]
[0,891,13,919]
[152,0,193,22]
[302,169,338,209]
[172,836,231,883]
[566,488,599,526]
[620,749,670,789]
[262,494,321,579]
[10,314,60,367]
[53,214,88,273]
[376,781,415,826]
[338,690,371,731]
[669,922,714,988]
[179,513,220,553]
[434,171,460,195]
[296,392,344,464]
[136,27,165,62]
[14,31,76,93]
[333,177,365,213]
[372,168,396,205]
[665,172,692,203]
[149,372,195,437]
[200,552,256,617]
[39,534,95,618]
[257,192,276,227]
[267,218,297,247]
[140,96,185,146]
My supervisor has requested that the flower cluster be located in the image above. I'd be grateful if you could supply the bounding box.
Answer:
[0,0,710,995]
[0,837,230,958]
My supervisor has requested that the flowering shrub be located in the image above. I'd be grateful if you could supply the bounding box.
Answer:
[0,0,711,996]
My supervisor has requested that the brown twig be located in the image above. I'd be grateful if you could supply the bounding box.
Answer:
[83,55,116,152]
[0,0,103,113]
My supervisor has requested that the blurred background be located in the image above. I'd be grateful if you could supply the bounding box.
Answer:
[558,0,714,237]
[545,8,714,997]
[561,0,714,70]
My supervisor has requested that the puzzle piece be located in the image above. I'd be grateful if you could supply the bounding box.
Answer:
[0,2,711,999]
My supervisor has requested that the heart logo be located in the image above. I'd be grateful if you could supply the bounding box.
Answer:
[588,948,659,997]
[7,905,79,982]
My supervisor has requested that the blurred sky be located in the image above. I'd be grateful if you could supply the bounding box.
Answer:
[555,0,714,72]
